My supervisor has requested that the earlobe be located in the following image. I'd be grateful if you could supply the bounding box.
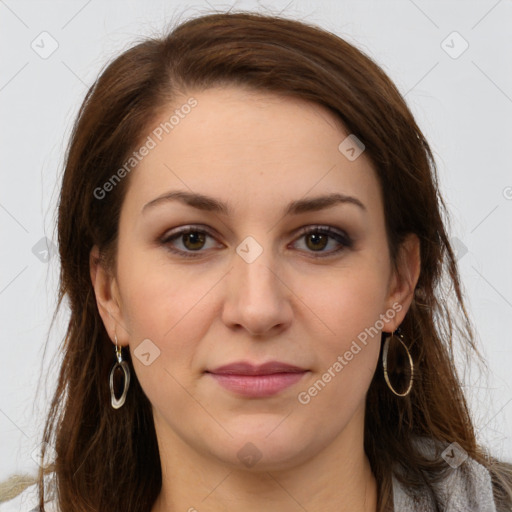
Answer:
[399,233,421,298]
[385,233,421,329]
[89,245,125,343]
[89,245,101,289]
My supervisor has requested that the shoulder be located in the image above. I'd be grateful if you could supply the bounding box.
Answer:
[392,437,500,512]
[0,483,37,512]
[0,477,58,512]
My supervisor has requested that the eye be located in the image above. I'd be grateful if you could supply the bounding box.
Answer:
[291,225,353,257]
[159,225,221,258]
[159,224,353,259]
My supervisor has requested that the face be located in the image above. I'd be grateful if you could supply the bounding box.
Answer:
[91,86,418,472]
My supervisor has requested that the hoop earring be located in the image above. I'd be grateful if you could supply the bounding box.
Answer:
[109,333,131,409]
[382,327,414,397]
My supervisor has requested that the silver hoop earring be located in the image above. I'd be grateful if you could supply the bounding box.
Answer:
[109,333,131,409]
[382,327,414,397]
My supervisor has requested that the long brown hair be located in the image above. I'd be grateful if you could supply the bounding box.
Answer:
[31,10,511,511]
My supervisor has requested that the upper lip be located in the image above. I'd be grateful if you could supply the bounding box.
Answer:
[207,361,307,375]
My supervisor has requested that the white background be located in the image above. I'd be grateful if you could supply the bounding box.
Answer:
[1,0,511,482]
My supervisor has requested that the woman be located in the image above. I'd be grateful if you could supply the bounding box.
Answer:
[1,10,510,512]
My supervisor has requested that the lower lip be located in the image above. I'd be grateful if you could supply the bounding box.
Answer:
[207,372,307,398]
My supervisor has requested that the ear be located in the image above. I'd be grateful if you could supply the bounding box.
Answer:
[383,233,421,332]
[89,245,129,346]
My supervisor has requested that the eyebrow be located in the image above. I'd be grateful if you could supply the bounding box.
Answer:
[141,190,366,216]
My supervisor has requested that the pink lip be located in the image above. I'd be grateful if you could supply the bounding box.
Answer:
[205,361,308,398]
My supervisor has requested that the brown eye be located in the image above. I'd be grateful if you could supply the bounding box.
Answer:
[293,226,353,258]
[304,232,329,251]
[181,231,206,250]
[160,226,221,258]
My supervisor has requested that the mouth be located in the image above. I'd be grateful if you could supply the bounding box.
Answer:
[205,361,309,398]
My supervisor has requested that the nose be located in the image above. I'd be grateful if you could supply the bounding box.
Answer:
[221,248,293,337]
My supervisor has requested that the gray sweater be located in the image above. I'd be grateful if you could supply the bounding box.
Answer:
[392,455,498,511]
[392,437,499,511]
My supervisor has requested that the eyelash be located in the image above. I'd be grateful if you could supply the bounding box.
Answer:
[159,224,353,259]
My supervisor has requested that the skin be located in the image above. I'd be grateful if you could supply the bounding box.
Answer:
[90,86,420,512]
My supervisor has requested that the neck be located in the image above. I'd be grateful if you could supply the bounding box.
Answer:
[151,410,378,512]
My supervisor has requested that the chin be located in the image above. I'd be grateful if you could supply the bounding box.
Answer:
[212,427,315,472]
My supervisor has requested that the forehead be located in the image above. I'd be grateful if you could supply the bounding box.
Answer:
[122,86,381,220]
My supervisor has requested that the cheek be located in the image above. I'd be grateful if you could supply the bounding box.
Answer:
[294,259,387,395]
[117,250,222,388]
[118,261,212,409]
[117,245,209,336]
[295,273,385,419]
[295,259,389,343]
